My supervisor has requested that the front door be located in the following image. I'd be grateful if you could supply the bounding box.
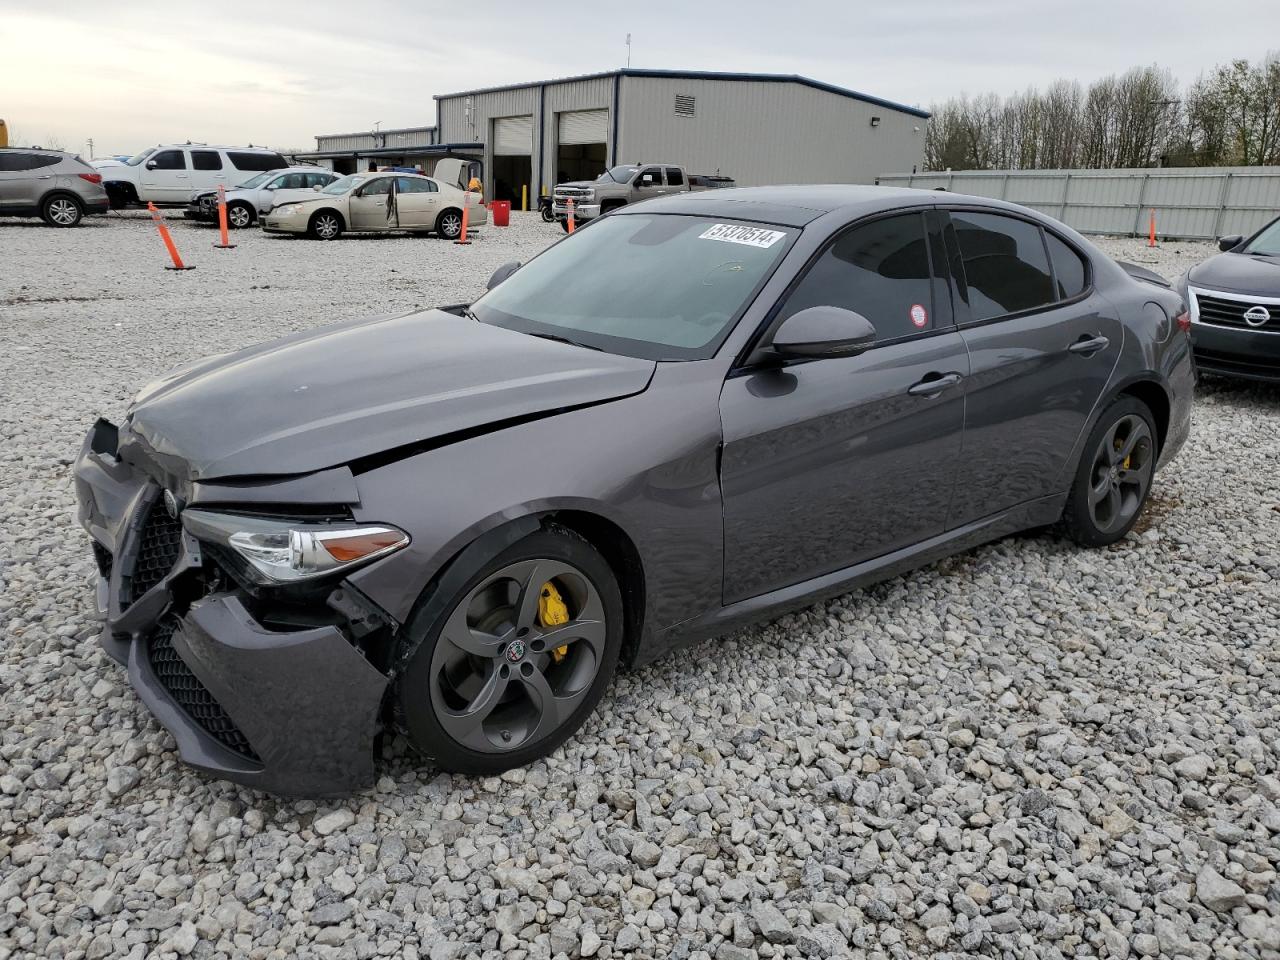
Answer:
[140,148,190,202]
[719,210,968,603]
[348,176,394,230]
[940,209,1124,526]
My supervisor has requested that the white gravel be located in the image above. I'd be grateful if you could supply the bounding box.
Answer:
[2,216,1279,960]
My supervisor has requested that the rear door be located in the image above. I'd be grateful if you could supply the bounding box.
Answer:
[189,149,227,193]
[718,209,968,602]
[0,151,57,211]
[941,208,1123,526]
[664,167,688,195]
[140,148,190,202]
[394,176,439,227]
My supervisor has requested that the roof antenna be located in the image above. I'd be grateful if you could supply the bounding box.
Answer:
[625,33,631,68]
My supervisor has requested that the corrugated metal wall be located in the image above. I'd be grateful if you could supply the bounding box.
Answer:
[315,127,436,151]
[618,76,925,186]
[875,168,1280,240]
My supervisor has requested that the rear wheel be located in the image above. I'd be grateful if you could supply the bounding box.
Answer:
[398,526,623,774]
[227,201,254,229]
[437,208,463,240]
[308,210,343,240]
[1060,396,1158,547]
[42,194,83,227]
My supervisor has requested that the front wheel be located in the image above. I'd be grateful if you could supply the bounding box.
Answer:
[1060,396,1158,547]
[437,208,463,240]
[227,201,254,229]
[308,210,343,240]
[397,526,623,774]
[42,194,83,227]
[540,205,554,223]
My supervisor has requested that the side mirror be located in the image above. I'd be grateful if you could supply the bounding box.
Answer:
[145,160,157,170]
[312,185,322,191]
[486,261,521,290]
[770,306,877,359]
[264,183,277,190]
[1218,234,1243,252]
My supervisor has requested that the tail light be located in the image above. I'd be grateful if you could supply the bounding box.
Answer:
[78,173,103,184]
[1175,309,1191,334]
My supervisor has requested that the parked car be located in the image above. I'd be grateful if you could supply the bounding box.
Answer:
[0,148,108,226]
[185,167,339,228]
[552,163,735,230]
[260,171,486,240]
[102,144,288,207]
[1175,215,1280,381]
[74,185,1193,795]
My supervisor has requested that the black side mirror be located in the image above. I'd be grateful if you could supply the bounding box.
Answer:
[771,306,877,359]
[1218,235,1243,252]
[486,261,521,290]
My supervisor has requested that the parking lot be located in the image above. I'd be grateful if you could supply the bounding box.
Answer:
[2,213,1279,960]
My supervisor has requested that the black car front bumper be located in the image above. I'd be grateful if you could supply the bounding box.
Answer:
[1191,323,1280,382]
[74,419,391,796]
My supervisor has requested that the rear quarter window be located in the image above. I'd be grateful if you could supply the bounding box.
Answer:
[1046,232,1089,299]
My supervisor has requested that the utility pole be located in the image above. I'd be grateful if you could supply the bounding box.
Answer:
[86,138,94,159]
[625,33,632,68]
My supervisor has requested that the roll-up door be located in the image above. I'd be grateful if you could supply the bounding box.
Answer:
[493,116,533,155]
[558,109,609,146]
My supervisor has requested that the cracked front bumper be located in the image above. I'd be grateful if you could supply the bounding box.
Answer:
[73,419,391,796]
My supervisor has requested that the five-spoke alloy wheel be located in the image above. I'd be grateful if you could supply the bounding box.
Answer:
[42,195,83,228]
[398,526,623,773]
[1062,396,1157,546]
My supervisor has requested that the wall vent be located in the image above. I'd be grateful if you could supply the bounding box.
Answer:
[674,94,696,118]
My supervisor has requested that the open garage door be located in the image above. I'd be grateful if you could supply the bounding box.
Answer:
[557,109,608,185]
[492,115,533,206]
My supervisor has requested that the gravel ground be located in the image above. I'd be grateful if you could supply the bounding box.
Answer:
[2,215,1279,960]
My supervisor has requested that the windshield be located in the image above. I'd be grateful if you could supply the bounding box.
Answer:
[125,148,155,166]
[323,175,364,195]
[597,165,638,183]
[1243,217,1280,256]
[235,171,273,189]
[471,214,795,361]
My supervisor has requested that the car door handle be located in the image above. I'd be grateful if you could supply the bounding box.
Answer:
[1068,334,1110,356]
[907,372,963,397]
[36,175,52,180]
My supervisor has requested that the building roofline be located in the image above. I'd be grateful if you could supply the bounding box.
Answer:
[313,125,437,140]
[292,142,482,160]
[433,68,930,119]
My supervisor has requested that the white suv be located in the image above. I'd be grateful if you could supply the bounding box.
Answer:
[101,144,288,207]
[184,166,338,228]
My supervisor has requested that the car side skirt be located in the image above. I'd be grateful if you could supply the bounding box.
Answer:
[644,492,1066,663]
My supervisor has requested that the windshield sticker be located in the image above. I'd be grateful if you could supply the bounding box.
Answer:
[699,223,787,248]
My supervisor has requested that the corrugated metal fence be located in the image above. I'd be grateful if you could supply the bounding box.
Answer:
[875,167,1280,240]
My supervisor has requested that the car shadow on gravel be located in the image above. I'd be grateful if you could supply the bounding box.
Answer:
[1195,374,1280,406]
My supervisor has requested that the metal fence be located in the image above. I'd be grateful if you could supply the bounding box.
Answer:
[875,167,1280,240]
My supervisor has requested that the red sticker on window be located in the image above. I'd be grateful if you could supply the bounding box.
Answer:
[910,304,928,328]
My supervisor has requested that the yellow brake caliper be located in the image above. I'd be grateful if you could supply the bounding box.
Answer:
[538,580,570,662]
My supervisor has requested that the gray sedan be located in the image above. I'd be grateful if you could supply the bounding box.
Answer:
[74,185,1194,795]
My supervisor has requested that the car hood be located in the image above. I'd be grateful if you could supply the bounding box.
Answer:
[1188,252,1280,297]
[122,310,656,481]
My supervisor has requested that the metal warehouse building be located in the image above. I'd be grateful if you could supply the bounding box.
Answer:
[295,125,482,176]
[434,68,929,205]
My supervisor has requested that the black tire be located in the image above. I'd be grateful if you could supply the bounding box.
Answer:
[41,194,83,227]
[540,206,554,223]
[397,525,624,774]
[436,208,463,240]
[1060,395,1158,547]
[307,209,343,240]
[226,201,255,229]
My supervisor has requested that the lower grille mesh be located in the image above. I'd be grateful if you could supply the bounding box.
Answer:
[149,619,261,762]
[123,497,183,606]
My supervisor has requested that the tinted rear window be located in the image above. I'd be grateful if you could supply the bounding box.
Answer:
[951,211,1055,320]
[1046,232,1088,299]
[227,152,287,172]
[191,150,222,171]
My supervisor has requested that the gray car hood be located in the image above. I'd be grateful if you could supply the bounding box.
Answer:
[1188,252,1280,297]
[122,310,655,481]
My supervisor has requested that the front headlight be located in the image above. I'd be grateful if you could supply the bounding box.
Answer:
[273,204,302,217]
[183,510,409,584]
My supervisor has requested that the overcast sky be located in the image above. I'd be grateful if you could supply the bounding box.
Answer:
[2,0,1276,157]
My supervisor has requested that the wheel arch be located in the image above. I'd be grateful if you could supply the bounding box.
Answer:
[1110,375,1171,454]
[309,207,345,229]
[600,198,628,213]
[39,188,84,210]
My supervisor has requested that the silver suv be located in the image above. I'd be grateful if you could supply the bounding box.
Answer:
[0,149,109,227]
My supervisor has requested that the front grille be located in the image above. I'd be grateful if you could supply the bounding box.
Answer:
[149,618,261,762]
[1195,294,1280,332]
[122,496,183,607]
[554,187,591,200]
[92,541,113,579]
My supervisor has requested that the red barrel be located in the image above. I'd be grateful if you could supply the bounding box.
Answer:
[491,200,511,227]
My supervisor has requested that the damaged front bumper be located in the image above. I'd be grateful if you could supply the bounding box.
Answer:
[74,418,392,796]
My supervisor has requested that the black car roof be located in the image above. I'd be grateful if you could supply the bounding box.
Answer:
[621,185,940,227]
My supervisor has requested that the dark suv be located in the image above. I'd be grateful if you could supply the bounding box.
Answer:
[0,148,109,226]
